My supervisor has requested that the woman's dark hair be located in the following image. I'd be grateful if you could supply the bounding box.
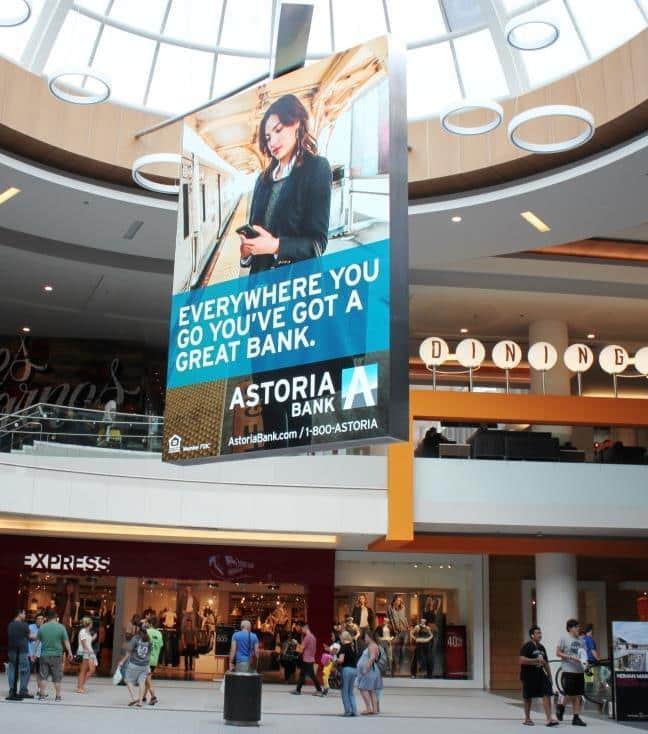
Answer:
[139,626,150,641]
[258,94,317,180]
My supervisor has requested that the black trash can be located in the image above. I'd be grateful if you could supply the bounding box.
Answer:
[223,671,262,726]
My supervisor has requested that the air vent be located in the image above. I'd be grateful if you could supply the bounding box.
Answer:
[123,220,144,240]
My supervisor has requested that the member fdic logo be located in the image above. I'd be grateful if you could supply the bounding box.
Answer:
[341,363,378,409]
[168,434,182,454]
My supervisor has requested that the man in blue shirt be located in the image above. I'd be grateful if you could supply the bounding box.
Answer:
[28,613,45,682]
[229,620,259,673]
[581,624,599,664]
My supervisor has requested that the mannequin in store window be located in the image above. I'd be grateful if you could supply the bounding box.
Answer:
[410,618,434,679]
[352,594,375,633]
[387,595,409,673]
[423,596,445,678]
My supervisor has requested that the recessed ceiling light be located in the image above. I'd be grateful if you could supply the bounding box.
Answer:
[43,285,53,293]
[21,326,30,333]
[451,215,462,223]
[520,210,551,233]
[0,187,20,205]
[460,328,469,334]
[587,333,596,339]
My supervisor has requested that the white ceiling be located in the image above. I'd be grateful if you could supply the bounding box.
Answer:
[1,132,648,347]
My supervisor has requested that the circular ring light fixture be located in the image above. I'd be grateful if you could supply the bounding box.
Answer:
[505,16,559,50]
[0,0,31,27]
[48,68,111,105]
[132,154,181,195]
[440,99,504,136]
[508,105,595,154]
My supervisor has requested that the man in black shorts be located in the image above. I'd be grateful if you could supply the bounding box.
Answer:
[556,618,587,726]
[519,626,558,726]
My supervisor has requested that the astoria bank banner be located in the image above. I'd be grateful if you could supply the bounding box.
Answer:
[163,36,408,462]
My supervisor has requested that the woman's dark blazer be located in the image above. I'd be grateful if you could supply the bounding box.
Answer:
[247,152,332,275]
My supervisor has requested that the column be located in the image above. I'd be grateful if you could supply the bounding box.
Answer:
[112,577,140,672]
[535,553,577,658]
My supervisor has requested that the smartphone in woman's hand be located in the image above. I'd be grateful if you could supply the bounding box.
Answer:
[236,224,259,239]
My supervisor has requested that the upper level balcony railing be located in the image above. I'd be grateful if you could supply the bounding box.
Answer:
[0,403,163,454]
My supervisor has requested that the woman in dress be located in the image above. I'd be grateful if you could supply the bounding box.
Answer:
[356,628,383,715]
[75,616,97,693]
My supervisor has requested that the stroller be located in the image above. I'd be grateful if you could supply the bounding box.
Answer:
[327,665,341,690]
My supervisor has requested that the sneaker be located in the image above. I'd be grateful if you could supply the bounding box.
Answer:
[37,693,48,701]
[5,694,23,701]
[322,688,329,696]
[572,715,586,727]
[55,696,62,702]
[556,704,565,722]
[313,691,325,697]
[291,690,301,695]
[20,693,34,699]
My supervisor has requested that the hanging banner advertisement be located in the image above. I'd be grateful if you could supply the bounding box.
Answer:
[163,36,408,462]
[612,621,648,721]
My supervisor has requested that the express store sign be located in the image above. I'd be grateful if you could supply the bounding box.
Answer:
[24,552,111,573]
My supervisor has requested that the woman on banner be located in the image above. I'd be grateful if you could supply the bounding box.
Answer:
[239,93,332,273]
[237,94,333,450]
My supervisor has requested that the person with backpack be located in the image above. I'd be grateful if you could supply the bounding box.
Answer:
[356,629,383,715]
[144,618,163,706]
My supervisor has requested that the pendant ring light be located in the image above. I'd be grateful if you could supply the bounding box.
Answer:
[505,17,559,50]
[440,99,504,136]
[508,105,595,154]
[0,0,31,27]
[48,68,111,105]
[132,154,181,195]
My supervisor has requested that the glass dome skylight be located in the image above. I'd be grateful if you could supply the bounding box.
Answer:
[0,0,645,121]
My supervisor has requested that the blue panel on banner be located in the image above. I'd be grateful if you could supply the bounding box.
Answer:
[167,239,390,389]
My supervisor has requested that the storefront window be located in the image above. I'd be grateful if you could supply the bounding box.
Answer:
[334,552,484,683]
[18,572,310,681]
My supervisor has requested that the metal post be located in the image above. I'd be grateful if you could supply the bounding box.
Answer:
[613,374,618,398]
[432,365,437,391]
[469,367,473,392]
[577,372,582,396]
[541,371,546,395]
[505,368,510,394]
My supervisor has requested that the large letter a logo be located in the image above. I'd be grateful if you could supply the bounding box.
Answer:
[341,364,378,410]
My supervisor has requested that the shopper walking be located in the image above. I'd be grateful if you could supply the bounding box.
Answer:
[37,609,74,702]
[118,625,152,707]
[556,618,587,726]
[581,624,599,665]
[292,623,324,696]
[519,626,559,726]
[338,630,358,716]
[145,617,163,705]
[229,619,259,673]
[6,609,32,700]
[356,629,382,715]
[75,616,98,693]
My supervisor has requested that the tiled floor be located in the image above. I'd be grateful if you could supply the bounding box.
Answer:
[1,676,645,734]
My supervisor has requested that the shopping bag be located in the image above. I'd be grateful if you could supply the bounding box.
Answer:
[112,666,123,686]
